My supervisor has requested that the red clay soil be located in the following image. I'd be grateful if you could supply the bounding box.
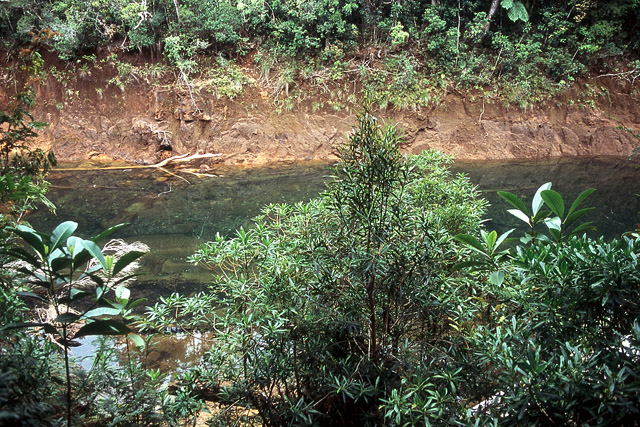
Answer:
[3,63,640,167]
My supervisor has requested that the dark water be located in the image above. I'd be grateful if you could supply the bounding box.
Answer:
[28,157,640,371]
[28,157,640,297]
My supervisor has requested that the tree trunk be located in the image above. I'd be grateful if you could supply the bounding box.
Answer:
[481,0,501,43]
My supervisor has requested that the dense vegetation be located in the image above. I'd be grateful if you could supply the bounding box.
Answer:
[1,104,639,424]
[1,0,640,108]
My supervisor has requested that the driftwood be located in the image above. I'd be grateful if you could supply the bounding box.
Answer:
[54,152,222,171]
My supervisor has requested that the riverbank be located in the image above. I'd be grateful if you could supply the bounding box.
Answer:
[2,54,638,167]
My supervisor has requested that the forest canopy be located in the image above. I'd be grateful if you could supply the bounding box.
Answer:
[1,0,639,107]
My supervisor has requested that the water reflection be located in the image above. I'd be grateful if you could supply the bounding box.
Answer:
[28,157,640,299]
[29,157,640,373]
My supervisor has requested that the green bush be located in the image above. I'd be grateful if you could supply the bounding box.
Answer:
[174,113,486,424]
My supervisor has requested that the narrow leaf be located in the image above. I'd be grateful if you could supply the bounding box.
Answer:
[70,288,90,301]
[17,291,46,302]
[486,230,497,252]
[451,260,483,271]
[495,228,516,249]
[54,313,81,324]
[82,240,107,271]
[91,223,128,243]
[11,225,46,257]
[571,221,596,236]
[564,207,595,228]
[0,322,45,331]
[82,307,122,319]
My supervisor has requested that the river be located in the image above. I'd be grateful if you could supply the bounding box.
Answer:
[28,156,640,301]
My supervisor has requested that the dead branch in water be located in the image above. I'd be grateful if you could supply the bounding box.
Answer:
[54,152,222,171]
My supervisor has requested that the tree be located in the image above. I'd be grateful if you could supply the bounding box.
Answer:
[168,113,487,425]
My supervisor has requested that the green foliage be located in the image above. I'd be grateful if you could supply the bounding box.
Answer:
[1,0,638,106]
[166,113,486,424]
[456,183,640,424]
[1,220,146,426]
[0,89,55,218]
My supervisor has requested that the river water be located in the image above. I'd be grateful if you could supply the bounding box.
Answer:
[26,156,640,371]
[28,156,640,300]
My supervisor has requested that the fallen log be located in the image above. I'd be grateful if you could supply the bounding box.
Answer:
[53,152,222,171]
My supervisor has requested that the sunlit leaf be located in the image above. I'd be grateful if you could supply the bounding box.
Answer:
[507,208,531,226]
[128,333,145,349]
[82,307,122,319]
[50,221,77,253]
[532,182,552,216]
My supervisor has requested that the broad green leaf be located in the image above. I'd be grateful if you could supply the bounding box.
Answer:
[112,251,146,276]
[91,223,128,243]
[497,191,528,215]
[532,183,552,216]
[501,0,514,8]
[564,207,595,228]
[11,225,46,257]
[507,208,531,226]
[128,333,145,349]
[82,240,107,271]
[489,271,505,286]
[532,210,552,224]
[485,230,497,252]
[549,228,562,242]
[454,234,487,256]
[82,307,122,319]
[50,221,77,252]
[541,190,564,218]
[1,247,40,267]
[50,253,72,272]
[115,286,130,303]
[54,313,81,324]
[544,216,562,231]
[66,236,84,257]
[507,1,528,22]
[567,188,596,218]
[74,319,131,338]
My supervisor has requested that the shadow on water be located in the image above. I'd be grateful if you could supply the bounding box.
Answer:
[28,156,640,302]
